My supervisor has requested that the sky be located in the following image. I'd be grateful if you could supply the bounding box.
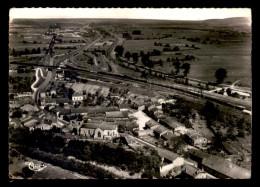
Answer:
[9,8,251,21]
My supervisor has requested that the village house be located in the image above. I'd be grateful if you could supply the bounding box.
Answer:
[118,103,129,111]
[175,164,201,179]
[201,155,251,179]
[34,123,52,131]
[70,118,84,135]
[105,111,129,121]
[160,131,177,144]
[79,122,119,140]
[154,113,167,122]
[40,92,46,98]
[21,104,35,112]
[55,97,70,106]
[187,148,211,168]
[21,118,39,131]
[221,142,239,155]
[184,130,208,148]
[160,117,185,131]
[153,125,170,138]
[145,119,160,130]
[72,92,84,102]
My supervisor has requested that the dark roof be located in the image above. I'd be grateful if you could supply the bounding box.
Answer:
[185,130,204,140]
[124,136,136,145]
[145,119,160,128]
[161,131,177,140]
[45,98,56,104]
[119,103,129,109]
[106,111,128,118]
[50,106,64,113]
[72,92,83,97]
[59,109,71,116]
[81,122,117,130]
[202,155,251,179]
[160,117,185,129]
[71,108,87,114]
[182,165,200,177]
[187,148,210,160]
[145,103,152,108]
[81,122,100,129]
[86,106,119,114]
[56,97,69,104]
[155,114,167,119]
[221,142,239,155]
[153,125,168,134]
[158,148,180,162]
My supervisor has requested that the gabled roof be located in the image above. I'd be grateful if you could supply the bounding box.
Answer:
[72,92,83,97]
[202,155,251,179]
[21,104,35,112]
[81,122,100,129]
[23,118,38,127]
[185,130,205,140]
[86,106,119,114]
[59,109,71,116]
[81,122,117,131]
[56,97,69,104]
[187,148,210,160]
[182,165,200,177]
[158,148,180,162]
[153,125,168,134]
[161,131,177,140]
[106,111,128,118]
[45,97,56,104]
[71,108,87,114]
[160,117,185,129]
[99,122,117,130]
[145,119,160,128]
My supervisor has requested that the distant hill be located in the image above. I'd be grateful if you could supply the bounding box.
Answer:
[11,17,251,32]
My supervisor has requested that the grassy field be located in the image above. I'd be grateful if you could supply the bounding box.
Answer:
[123,36,251,87]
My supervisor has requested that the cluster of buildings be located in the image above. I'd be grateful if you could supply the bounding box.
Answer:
[9,72,251,179]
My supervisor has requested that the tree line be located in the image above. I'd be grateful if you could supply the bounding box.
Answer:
[10,47,41,57]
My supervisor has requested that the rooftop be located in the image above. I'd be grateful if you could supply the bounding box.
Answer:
[145,119,160,128]
[157,148,180,162]
[81,121,117,131]
[202,155,251,179]
[21,104,35,112]
[72,92,83,97]
[71,107,87,114]
[181,164,200,177]
[187,148,211,159]
[153,125,168,134]
[161,131,177,140]
[86,106,119,114]
[56,97,69,104]
[161,117,185,129]
[106,111,128,118]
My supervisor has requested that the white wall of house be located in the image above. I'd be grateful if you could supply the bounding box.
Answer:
[160,157,184,177]
[72,96,84,101]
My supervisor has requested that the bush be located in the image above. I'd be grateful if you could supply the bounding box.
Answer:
[21,167,35,178]
[121,164,127,171]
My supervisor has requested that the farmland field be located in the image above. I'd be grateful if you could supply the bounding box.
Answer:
[123,35,251,88]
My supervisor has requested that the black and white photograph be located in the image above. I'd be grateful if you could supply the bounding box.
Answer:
[8,8,252,179]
